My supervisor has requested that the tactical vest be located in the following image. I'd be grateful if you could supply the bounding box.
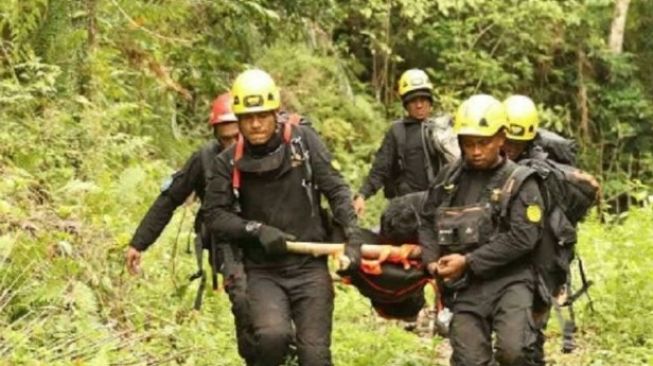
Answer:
[230,115,311,212]
[384,116,459,198]
[431,160,536,256]
[228,123,336,266]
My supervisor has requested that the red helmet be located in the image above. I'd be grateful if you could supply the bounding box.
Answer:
[209,92,238,126]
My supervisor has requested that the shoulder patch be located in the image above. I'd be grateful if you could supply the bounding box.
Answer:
[526,204,542,223]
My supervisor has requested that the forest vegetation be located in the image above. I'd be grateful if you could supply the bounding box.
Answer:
[1,0,652,365]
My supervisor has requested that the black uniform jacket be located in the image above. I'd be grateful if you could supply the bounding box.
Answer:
[359,117,430,198]
[130,141,220,251]
[418,159,544,280]
[203,124,357,267]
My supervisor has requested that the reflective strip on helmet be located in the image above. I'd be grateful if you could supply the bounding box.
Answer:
[243,95,264,108]
[216,113,237,123]
[508,124,526,137]
[409,75,426,86]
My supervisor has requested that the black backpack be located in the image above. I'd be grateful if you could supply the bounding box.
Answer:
[520,158,599,294]
[535,128,578,166]
[185,140,225,310]
[519,157,599,353]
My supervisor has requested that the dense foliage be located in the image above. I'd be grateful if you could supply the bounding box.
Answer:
[1,0,653,365]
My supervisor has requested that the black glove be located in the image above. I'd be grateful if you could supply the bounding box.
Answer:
[337,227,365,276]
[257,224,295,255]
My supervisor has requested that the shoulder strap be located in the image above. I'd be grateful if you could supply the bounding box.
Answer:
[433,160,464,207]
[391,121,406,172]
[498,164,538,218]
[289,124,313,182]
[288,124,317,212]
[199,140,220,183]
[420,120,440,184]
[442,160,464,188]
[231,134,246,198]
[283,113,302,143]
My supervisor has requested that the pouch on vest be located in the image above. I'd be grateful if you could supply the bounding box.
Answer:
[435,203,495,255]
[235,145,287,173]
[231,121,315,214]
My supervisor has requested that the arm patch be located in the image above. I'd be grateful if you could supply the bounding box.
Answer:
[526,204,542,223]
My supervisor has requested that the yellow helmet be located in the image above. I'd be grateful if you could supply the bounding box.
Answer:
[398,69,433,102]
[454,94,507,137]
[231,69,280,115]
[504,95,539,141]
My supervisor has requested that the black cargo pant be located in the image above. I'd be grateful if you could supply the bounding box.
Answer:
[448,280,539,366]
[219,244,257,365]
[247,258,334,366]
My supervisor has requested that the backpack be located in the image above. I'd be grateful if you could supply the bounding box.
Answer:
[425,115,461,167]
[384,115,459,198]
[183,140,225,310]
[520,157,599,353]
[535,128,578,166]
[520,158,599,294]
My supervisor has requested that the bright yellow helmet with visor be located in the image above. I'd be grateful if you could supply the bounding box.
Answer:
[454,94,507,137]
[503,95,539,141]
[231,69,281,115]
[398,69,433,102]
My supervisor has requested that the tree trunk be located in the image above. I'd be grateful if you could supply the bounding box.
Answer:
[577,49,590,142]
[608,0,631,54]
[79,0,98,99]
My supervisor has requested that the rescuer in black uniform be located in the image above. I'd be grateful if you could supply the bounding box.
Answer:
[353,68,457,216]
[203,69,361,366]
[125,93,257,365]
[503,94,599,361]
[420,94,544,366]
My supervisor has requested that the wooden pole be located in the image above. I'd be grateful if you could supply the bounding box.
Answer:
[286,242,422,259]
